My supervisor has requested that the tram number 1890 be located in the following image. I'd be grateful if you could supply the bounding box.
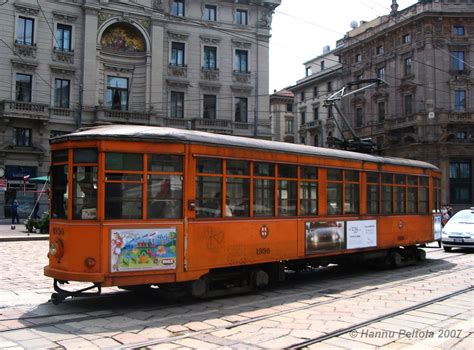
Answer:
[256,248,271,255]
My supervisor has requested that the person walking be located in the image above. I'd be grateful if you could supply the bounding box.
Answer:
[11,199,20,229]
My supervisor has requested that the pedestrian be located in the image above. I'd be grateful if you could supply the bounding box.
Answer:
[11,199,20,229]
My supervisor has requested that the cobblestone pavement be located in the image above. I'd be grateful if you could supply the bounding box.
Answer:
[0,241,473,349]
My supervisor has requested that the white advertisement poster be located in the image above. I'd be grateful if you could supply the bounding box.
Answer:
[346,220,377,249]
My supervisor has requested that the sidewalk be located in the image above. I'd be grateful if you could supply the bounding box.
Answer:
[0,219,49,242]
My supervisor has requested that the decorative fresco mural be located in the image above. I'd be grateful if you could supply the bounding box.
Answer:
[101,23,146,52]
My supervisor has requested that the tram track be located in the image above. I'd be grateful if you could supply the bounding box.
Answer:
[0,251,471,335]
[107,263,473,350]
[291,286,474,349]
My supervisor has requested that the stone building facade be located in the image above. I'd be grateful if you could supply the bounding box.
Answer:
[288,49,343,147]
[0,0,280,219]
[269,88,294,143]
[334,0,473,210]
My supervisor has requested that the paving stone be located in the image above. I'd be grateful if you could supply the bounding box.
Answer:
[148,343,181,349]
[259,335,304,349]
[203,318,232,328]
[166,325,189,333]
[308,341,347,349]
[91,337,122,348]
[184,321,213,331]
[57,337,100,349]
[2,329,40,341]
[324,336,377,349]
[112,331,149,344]
[290,329,325,339]
[138,327,172,339]
[174,337,220,349]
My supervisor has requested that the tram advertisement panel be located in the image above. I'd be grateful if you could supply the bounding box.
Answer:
[305,221,345,254]
[110,228,177,272]
[346,220,377,249]
[305,220,378,254]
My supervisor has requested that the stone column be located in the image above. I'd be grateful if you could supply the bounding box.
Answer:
[150,19,164,120]
[82,6,99,114]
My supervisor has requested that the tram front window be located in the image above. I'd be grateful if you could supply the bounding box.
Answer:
[51,164,68,219]
[73,166,98,220]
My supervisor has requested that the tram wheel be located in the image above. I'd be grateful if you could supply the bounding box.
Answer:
[50,293,64,305]
[443,246,452,252]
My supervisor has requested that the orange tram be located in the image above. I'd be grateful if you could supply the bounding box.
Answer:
[45,125,442,303]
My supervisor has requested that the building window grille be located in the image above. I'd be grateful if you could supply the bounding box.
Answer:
[204,5,217,21]
[17,16,34,45]
[15,73,32,102]
[172,0,185,16]
[13,127,31,147]
[171,42,185,66]
[170,91,184,118]
[54,79,70,108]
[203,94,216,119]
[234,49,248,72]
[106,76,128,111]
[234,97,248,123]
[55,24,72,52]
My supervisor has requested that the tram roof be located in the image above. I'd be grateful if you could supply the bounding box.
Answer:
[53,125,439,171]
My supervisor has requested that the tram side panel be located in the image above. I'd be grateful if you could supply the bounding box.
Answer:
[377,215,434,248]
[186,220,298,270]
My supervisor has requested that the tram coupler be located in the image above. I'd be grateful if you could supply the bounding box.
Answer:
[50,279,102,305]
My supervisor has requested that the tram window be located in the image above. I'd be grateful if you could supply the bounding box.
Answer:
[51,164,68,219]
[327,183,342,215]
[382,185,393,214]
[105,182,143,219]
[395,175,406,184]
[227,178,250,217]
[254,179,275,217]
[367,172,380,214]
[106,153,143,171]
[328,169,342,181]
[300,166,318,215]
[279,180,297,216]
[345,183,359,214]
[394,186,406,214]
[73,148,97,164]
[407,186,418,214]
[433,178,441,211]
[148,175,182,219]
[345,170,359,182]
[106,173,142,181]
[278,164,297,178]
[197,158,222,174]
[382,173,393,184]
[420,177,429,213]
[196,177,222,217]
[407,176,418,186]
[73,166,98,220]
[301,166,318,180]
[226,160,250,176]
[148,155,183,172]
[52,150,68,163]
[254,162,275,177]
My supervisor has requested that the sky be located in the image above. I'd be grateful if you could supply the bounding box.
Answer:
[269,0,418,92]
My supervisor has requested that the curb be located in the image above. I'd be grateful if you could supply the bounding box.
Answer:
[0,235,49,242]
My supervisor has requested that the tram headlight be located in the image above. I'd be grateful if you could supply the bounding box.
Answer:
[49,239,64,259]
[85,257,96,268]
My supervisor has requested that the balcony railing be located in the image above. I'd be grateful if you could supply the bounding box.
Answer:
[0,100,49,120]
[232,71,251,84]
[194,119,232,133]
[95,108,151,124]
[201,68,220,81]
[50,107,72,117]
[447,112,473,122]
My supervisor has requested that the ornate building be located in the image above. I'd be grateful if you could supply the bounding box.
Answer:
[269,88,294,143]
[288,47,343,147]
[0,0,280,218]
[334,0,473,210]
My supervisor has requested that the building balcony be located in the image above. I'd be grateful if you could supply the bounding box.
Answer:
[162,117,193,128]
[201,68,220,81]
[0,100,49,122]
[193,119,232,134]
[446,112,473,123]
[52,48,74,64]
[168,64,187,78]
[14,42,37,58]
[95,108,151,124]
[50,107,73,118]
[232,71,251,84]
[299,120,322,133]
[385,115,417,130]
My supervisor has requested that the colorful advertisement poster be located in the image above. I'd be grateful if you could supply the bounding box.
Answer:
[433,215,442,241]
[110,228,177,272]
[305,221,345,254]
[346,220,377,249]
